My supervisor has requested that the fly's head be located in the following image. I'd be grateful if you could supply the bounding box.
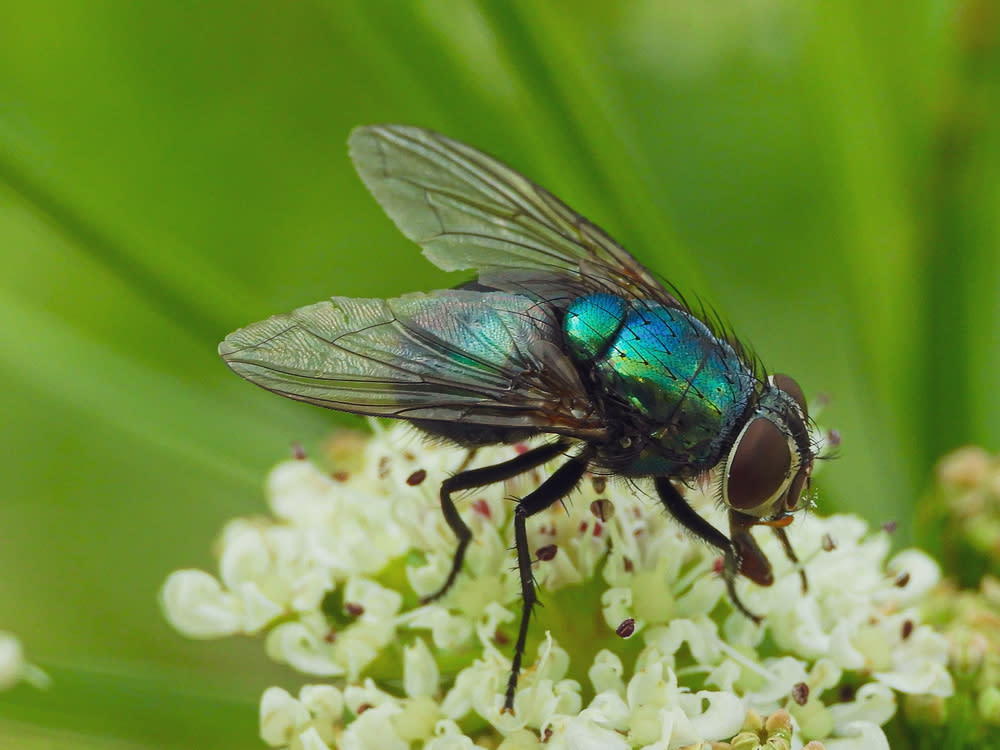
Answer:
[723,373,814,520]
[720,374,815,587]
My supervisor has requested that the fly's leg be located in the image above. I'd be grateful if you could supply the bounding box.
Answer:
[773,525,808,593]
[505,452,591,712]
[421,440,571,605]
[454,448,478,474]
[654,478,764,623]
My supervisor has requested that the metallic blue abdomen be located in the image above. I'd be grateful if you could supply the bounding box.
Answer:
[564,293,755,475]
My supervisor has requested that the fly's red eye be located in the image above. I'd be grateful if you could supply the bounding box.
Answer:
[785,465,810,511]
[773,373,808,418]
[726,418,791,512]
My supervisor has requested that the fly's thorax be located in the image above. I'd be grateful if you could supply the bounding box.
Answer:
[563,293,628,362]
[722,374,814,519]
[563,294,756,474]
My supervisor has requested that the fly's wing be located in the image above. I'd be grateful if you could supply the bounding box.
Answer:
[219,290,604,437]
[349,125,678,307]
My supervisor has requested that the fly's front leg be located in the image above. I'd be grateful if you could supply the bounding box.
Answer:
[654,478,765,623]
[772,524,808,593]
[421,440,570,604]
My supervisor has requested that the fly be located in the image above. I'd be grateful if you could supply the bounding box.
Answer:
[220,125,816,711]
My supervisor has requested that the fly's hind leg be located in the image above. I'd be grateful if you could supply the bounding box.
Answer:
[505,450,591,712]
[421,439,571,605]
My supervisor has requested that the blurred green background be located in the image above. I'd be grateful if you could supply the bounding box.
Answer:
[0,0,997,747]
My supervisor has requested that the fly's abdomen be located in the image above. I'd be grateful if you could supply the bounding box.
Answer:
[565,295,754,471]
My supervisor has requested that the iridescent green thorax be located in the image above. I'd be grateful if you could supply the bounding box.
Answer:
[563,293,628,361]
[564,294,755,474]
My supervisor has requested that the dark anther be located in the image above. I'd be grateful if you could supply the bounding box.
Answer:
[536,544,558,561]
[791,682,809,705]
[616,618,636,638]
[590,498,614,522]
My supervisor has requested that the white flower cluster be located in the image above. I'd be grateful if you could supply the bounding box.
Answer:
[161,423,952,749]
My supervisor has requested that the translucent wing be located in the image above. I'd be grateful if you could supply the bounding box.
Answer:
[349,124,677,306]
[219,290,604,437]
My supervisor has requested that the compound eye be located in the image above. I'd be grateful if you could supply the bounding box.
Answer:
[772,373,808,418]
[785,464,811,512]
[725,418,792,513]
